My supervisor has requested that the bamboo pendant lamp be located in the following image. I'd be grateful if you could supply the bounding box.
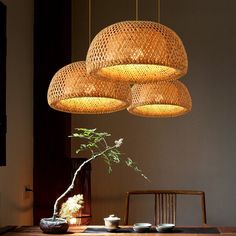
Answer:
[47,61,131,114]
[128,80,192,118]
[125,0,192,118]
[86,20,188,83]
[47,0,131,114]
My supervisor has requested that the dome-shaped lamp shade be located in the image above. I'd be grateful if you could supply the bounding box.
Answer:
[128,80,192,118]
[47,61,131,114]
[86,21,188,83]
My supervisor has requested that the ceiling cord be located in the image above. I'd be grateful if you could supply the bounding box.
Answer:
[136,0,160,23]
[88,0,91,45]
[135,0,139,21]
[157,0,161,23]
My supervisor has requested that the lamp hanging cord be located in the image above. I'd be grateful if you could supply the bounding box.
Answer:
[88,0,91,45]
[135,0,138,21]
[136,0,160,22]
[157,0,161,23]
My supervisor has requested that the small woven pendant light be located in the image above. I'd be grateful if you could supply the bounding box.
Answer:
[47,61,131,114]
[86,20,188,83]
[128,80,192,118]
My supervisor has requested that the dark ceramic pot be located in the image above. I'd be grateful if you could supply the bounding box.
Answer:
[39,217,69,234]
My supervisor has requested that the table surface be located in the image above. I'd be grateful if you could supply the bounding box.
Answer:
[3,225,236,236]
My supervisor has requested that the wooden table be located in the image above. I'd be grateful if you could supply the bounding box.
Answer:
[3,226,236,236]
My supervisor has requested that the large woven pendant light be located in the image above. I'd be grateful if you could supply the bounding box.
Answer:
[128,80,192,118]
[47,0,131,114]
[47,61,131,114]
[86,20,188,83]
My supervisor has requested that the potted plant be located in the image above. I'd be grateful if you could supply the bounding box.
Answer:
[40,128,148,234]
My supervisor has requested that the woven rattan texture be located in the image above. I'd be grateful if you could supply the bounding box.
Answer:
[86,21,188,83]
[47,61,131,114]
[128,80,192,117]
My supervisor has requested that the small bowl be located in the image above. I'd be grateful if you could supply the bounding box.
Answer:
[156,223,175,232]
[133,223,152,233]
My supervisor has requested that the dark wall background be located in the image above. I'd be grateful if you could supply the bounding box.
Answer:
[0,2,6,166]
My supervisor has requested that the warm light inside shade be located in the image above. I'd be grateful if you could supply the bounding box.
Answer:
[56,97,126,114]
[97,64,179,83]
[131,104,187,118]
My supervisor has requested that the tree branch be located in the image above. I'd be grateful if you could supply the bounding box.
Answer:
[52,144,117,219]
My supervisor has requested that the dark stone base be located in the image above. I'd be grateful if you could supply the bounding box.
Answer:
[39,217,69,234]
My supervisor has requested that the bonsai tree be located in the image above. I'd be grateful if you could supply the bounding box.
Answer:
[40,128,148,233]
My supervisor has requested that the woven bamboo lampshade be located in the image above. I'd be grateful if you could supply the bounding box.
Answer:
[128,80,192,118]
[47,61,131,114]
[86,21,188,83]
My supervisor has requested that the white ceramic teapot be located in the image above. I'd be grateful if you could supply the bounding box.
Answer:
[104,214,120,231]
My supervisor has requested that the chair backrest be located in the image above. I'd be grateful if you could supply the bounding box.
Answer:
[124,190,207,225]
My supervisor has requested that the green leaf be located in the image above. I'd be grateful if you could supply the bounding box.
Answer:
[125,158,133,167]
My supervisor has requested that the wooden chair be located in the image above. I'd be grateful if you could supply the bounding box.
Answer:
[124,190,207,225]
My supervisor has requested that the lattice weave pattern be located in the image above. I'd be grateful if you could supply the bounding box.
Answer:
[128,81,192,118]
[47,61,131,114]
[86,21,188,83]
